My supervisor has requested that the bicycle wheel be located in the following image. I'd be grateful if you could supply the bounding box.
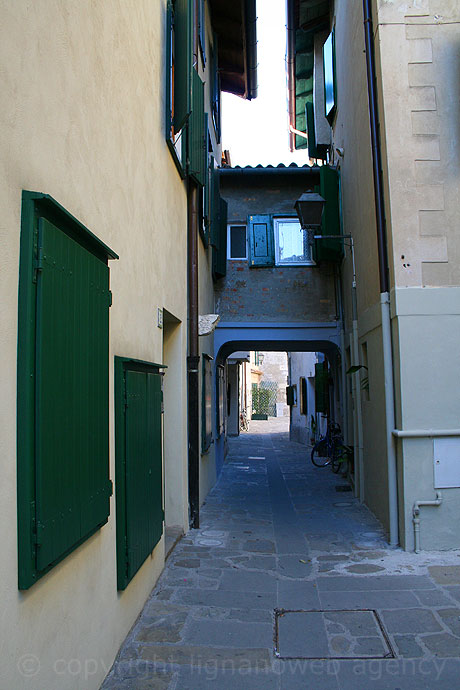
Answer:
[311,439,332,467]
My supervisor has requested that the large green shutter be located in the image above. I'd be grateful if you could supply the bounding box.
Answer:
[313,165,344,263]
[173,0,192,133]
[248,215,275,267]
[315,362,329,414]
[209,160,220,248]
[115,359,164,590]
[189,69,206,185]
[17,192,117,589]
[35,218,111,571]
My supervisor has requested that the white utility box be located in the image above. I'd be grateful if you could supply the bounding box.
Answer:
[434,438,460,488]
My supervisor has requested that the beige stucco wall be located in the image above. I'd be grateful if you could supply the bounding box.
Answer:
[334,0,460,547]
[0,1,189,688]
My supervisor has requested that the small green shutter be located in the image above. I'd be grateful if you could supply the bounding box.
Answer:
[315,362,329,414]
[209,158,220,248]
[189,69,206,185]
[248,215,274,267]
[115,359,164,590]
[286,386,295,406]
[312,165,344,263]
[173,0,192,133]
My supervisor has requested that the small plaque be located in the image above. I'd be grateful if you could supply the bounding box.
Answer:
[157,308,163,329]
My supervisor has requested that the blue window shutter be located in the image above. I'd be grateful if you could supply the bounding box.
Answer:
[248,215,274,267]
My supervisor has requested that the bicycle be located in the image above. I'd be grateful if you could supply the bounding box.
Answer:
[311,420,351,473]
[239,409,249,432]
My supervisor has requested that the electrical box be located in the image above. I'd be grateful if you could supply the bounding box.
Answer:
[434,438,460,488]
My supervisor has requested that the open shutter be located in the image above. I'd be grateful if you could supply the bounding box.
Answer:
[209,158,219,247]
[248,215,274,267]
[35,218,111,571]
[312,165,344,263]
[213,197,227,280]
[116,360,164,590]
[189,69,206,185]
[300,376,308,415]
[315,362,329,414]
[173,0,192,133]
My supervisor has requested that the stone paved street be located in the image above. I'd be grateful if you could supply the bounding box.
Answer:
[101,418,460,689]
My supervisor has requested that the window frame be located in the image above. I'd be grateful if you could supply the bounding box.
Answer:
[273,217,315,267]
[227,224,247,260]
[17,192,118,590]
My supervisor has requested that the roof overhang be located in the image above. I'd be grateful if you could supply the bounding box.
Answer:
[286,0,331,150]
[209,0,257,100]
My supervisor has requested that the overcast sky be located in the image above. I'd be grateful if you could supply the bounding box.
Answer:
[221,0,308,167]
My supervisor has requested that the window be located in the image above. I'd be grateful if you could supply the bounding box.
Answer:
[165,0,192,176]
[228,225,247,260]
[17,192,118,589]
[115,358,164,590]
[323,30,336,125]
[202,355,213,452]
[216,365,225,436]
[274,218,313,266]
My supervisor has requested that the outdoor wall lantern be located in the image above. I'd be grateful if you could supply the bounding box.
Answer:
[294,192,325,246]
[258,353,265,365]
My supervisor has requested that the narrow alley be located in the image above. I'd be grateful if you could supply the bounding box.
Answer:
[102,419,460,689]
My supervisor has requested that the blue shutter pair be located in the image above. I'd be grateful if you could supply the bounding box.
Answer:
[247,215,274,268]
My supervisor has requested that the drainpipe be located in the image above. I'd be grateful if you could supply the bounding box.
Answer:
[363,0,398,546]
[413,492,442,553]
[286,0,296,151]
[187,180,200,529]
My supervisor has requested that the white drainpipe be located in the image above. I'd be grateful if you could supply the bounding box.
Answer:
[412,492,443,553]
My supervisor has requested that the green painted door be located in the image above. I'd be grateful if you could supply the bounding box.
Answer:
[116,360,164,588]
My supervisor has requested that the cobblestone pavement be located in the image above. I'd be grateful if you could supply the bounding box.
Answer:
[101,418,460,689]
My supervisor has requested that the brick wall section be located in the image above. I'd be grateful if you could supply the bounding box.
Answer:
[216,168,338,322]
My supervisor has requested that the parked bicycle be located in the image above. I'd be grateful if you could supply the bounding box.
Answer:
[239,408,249,432]
[311,419,351,473]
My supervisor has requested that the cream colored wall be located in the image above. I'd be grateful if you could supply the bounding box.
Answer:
[0,1,188,688]
[375,1,460,289]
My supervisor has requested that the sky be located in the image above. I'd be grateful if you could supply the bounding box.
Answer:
[221,0,308,167]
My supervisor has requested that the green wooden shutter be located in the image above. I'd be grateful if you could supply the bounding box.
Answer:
[213,197,227,280]
[165,0,173,139]
[300,376,308,416]
[286,386,294,406]
[189,69,206,185]
[35,218,111,571]
[115,359,164,590]
[173,0,192,133]
[315,362,329,414]
[248,215,274,267]
[209,159,220,247]
[313,165,344,263]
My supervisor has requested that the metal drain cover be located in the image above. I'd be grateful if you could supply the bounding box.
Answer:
[275,609,393,660]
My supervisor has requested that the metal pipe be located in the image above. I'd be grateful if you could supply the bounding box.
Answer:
[412,492,442,553]
[393,429,460,438]
[363,0,399,546]
[286,0,297,151]
[352,283,364,502]
[187,180,200,529]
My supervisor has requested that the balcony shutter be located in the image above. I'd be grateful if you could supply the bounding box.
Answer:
[189,69,206,185]
[173,0,192,133]
[248,215,274,267]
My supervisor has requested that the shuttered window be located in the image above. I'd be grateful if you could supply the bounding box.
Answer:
[312,165,344,263]
[115,358,165,590]
[17,192,118,590]
[299,376,308,416]
[189,68,206,186]
[165,0,192,176]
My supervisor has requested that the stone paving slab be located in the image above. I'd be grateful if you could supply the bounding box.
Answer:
[100,418,460,690]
